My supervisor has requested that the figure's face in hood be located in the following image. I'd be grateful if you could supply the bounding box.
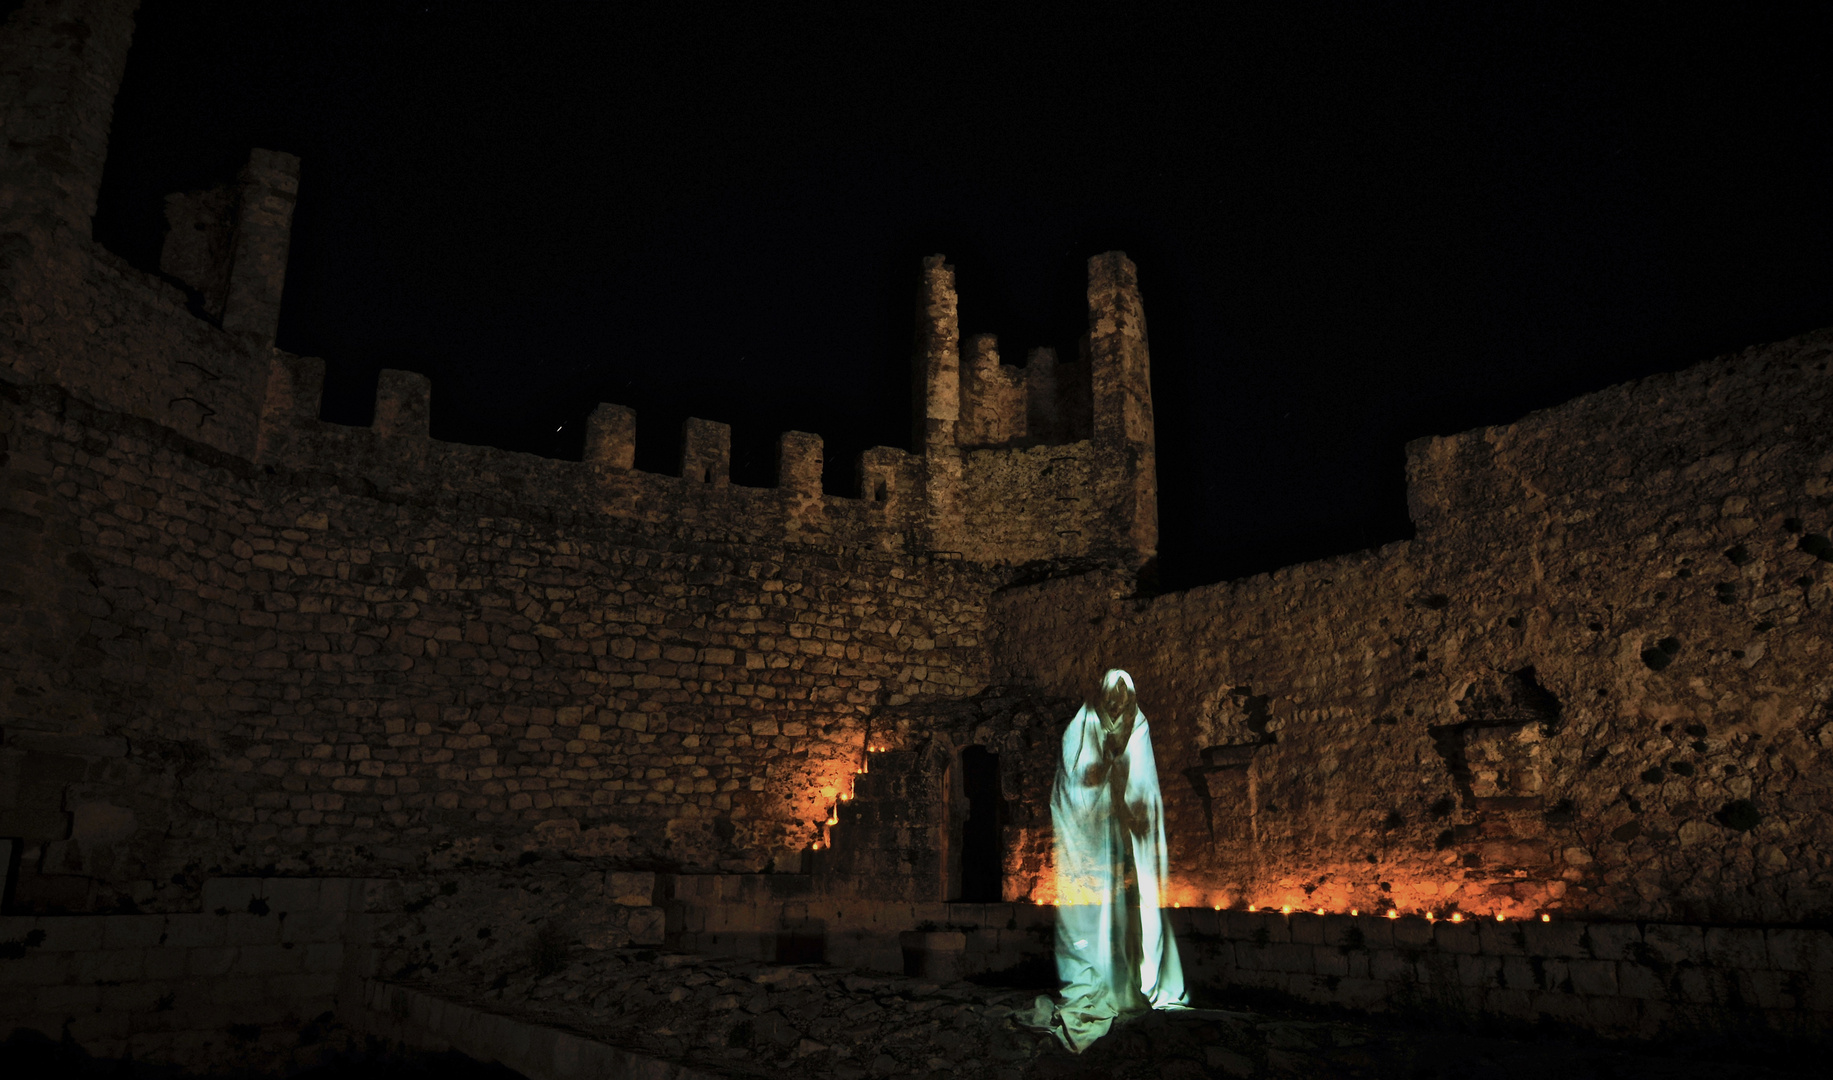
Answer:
[1099,669,1137,729]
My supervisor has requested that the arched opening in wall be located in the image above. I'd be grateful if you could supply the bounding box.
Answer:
[956,746,1004,902]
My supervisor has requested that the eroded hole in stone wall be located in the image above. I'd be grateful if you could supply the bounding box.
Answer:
[1429,666,1564,809]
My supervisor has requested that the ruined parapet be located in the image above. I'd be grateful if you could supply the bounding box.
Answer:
[911,256,960,455]
[254,351,324,461]
[250,363,932,550]
[0,0,140,236]
[583,402,635,468]
[777,430,824,528]
[161,148,301,344]
[1085,251,1157,563]
[0,2,288,459]
[914,252,1159,573]
[373,368,431,438]
[680,416,731,485]
[958,333,1028,447]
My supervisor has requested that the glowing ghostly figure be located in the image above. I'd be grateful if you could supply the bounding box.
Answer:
[1025,668,1187,1051]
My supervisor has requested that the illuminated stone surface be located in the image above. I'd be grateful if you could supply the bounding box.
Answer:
[3,0,1833,1073]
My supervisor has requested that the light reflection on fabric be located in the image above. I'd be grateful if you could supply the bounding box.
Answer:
[1022,668,1188,1051]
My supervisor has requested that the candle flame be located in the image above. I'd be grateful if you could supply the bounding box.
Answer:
[1314,908,1324,916]
[1350,908,1359,916]
[1496,913,1506,921]
[1280,905,1292,915]
[1450,912,1463,923]
[1541,913,1551,922]
[1426,912,1436,922]
[1385,909,1398,919]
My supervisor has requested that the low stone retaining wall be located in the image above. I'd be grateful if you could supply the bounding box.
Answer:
[667,874,1053,975]
[0,877,395,1070]
[665,875,1833,1040]
[1177,907,1833,1040]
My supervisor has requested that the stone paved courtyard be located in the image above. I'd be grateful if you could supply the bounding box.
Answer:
[383,943,1822,1080]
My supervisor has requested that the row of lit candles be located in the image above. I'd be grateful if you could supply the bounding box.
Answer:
[812,745,893,849]
[826,748,1555,923]
[1038,901,1554,922]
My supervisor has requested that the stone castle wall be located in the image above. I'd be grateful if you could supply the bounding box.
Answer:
[0,0,1158,915]
[0,373,1003,912]
[994,329,1833,926]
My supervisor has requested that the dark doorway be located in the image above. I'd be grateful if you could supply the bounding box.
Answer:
[958,746,1004,902]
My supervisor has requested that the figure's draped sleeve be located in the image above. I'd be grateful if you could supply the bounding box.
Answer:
[1048,703,1117,1049]
[1123,715,1186,1009]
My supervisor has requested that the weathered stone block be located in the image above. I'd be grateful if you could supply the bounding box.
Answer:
[1434,921,1480,954]
[1230,911,1288,943]
[1703,927,1767,969]
[186,946,239,977]
[262,878,320,914]
[1312,946,1348,977]
[1767,928,1830,971]
[1583,922,1641,962]
[1520,920,1586,958]
[1567,958,1618,996]
[76,949,143,983]
[585,403,636,469]
[1391,919,1434,949]
[163,915,227,949]
[101,914,167,950]
[1455,953,1499,987]
[1500,954,1540,991]
[374,369,431,438]
[1477,919,1526,955]
[1262,942,1315,974]
[1615,959,1667,1000]
[1287,912,1324,945]
[627,906,665,946]
[607,871,656,906]
[225,913,279,946]
[30,917,103,952]
[1352,915,1394,950]
[200,878,265,913]
[681,417,731,485]
[0,951,70,985]
[278,911,345,944]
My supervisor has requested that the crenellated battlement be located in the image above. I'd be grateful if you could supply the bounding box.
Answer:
[0,0,1158,576]
[231,249,1158,572]
[249,350,930,555]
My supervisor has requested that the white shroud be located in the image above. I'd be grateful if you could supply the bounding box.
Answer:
[1030,668,1188,1051]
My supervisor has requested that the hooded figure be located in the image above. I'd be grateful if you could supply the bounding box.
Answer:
[1026,668,1188,1051]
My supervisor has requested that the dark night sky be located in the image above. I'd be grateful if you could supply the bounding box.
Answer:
[93,3,1833,590]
